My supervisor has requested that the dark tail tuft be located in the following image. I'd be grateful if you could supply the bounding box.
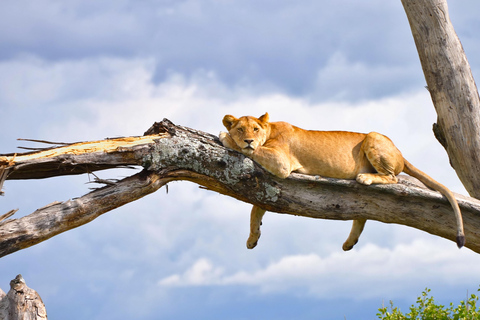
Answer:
[456,234,465,248]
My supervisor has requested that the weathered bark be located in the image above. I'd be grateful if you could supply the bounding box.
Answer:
[402,0,480,198]
[1,120,480,257]
[0,275,47,320]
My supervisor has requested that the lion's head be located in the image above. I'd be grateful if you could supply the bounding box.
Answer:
[222,113,270,154]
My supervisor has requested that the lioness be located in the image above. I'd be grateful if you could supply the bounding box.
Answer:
[219,113,465,250]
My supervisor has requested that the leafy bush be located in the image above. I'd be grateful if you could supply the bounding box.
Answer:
[377,287,480,320]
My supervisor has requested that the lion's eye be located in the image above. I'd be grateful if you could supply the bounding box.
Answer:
[237,128,244,133]
[253,127,259,132]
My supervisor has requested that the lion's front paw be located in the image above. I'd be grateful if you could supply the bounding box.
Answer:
[219,131,237,150]
[356,174,373,186]
[219,131,229,144]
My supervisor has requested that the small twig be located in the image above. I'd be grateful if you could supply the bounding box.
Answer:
[87,179,118,188]
[17,138,71,145]
[16,147,54,151]
[0,209,18,223]
[87,172,119,187]
[17,139,72,152]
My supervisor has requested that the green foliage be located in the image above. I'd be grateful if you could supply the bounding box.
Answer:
[377,287,480,320]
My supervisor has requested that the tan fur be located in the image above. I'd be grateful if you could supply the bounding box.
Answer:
[219,113,465,250]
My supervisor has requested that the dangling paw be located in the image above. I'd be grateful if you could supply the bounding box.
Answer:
[246,231,261,249]
[342,239,358,251]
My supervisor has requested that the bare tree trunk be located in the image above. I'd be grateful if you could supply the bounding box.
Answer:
[2,120,480,256]
[402,0,480,198]
[0,275,47,320]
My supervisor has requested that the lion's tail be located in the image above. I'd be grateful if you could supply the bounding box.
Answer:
[403,158,465,248]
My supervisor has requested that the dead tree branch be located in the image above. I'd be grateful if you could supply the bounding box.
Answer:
[1,119,480,257]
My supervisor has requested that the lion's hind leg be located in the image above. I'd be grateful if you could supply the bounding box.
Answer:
[342,219,367,251]
[356,132,403,186]
[247,205,266,249]
[348,133,402,250]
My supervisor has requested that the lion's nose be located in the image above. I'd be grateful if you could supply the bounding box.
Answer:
[244,139,254,145]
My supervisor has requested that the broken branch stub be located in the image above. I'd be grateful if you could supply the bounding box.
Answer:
[0,274,47,320]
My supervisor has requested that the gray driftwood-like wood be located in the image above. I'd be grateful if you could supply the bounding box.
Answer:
[0,274,47,320]
[1,119,480,257]
[402,0,480,198]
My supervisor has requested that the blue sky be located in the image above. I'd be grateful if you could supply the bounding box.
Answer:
[1,0,480,319]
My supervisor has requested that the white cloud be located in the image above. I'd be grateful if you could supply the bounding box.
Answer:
[312,52,420,101]
[159,258,225,286]
[0,0,444,100]
[158,239,480,300]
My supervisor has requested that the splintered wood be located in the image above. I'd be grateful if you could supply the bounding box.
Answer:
[0,134,166,166]
[0,134,168,181]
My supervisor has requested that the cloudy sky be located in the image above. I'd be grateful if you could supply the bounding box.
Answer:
[1,0,480,319]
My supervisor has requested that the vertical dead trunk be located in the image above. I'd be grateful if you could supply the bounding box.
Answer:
[402,0,480,198]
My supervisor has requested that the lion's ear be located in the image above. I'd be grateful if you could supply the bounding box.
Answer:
[223,115,238,130]
[258,113,269,124]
